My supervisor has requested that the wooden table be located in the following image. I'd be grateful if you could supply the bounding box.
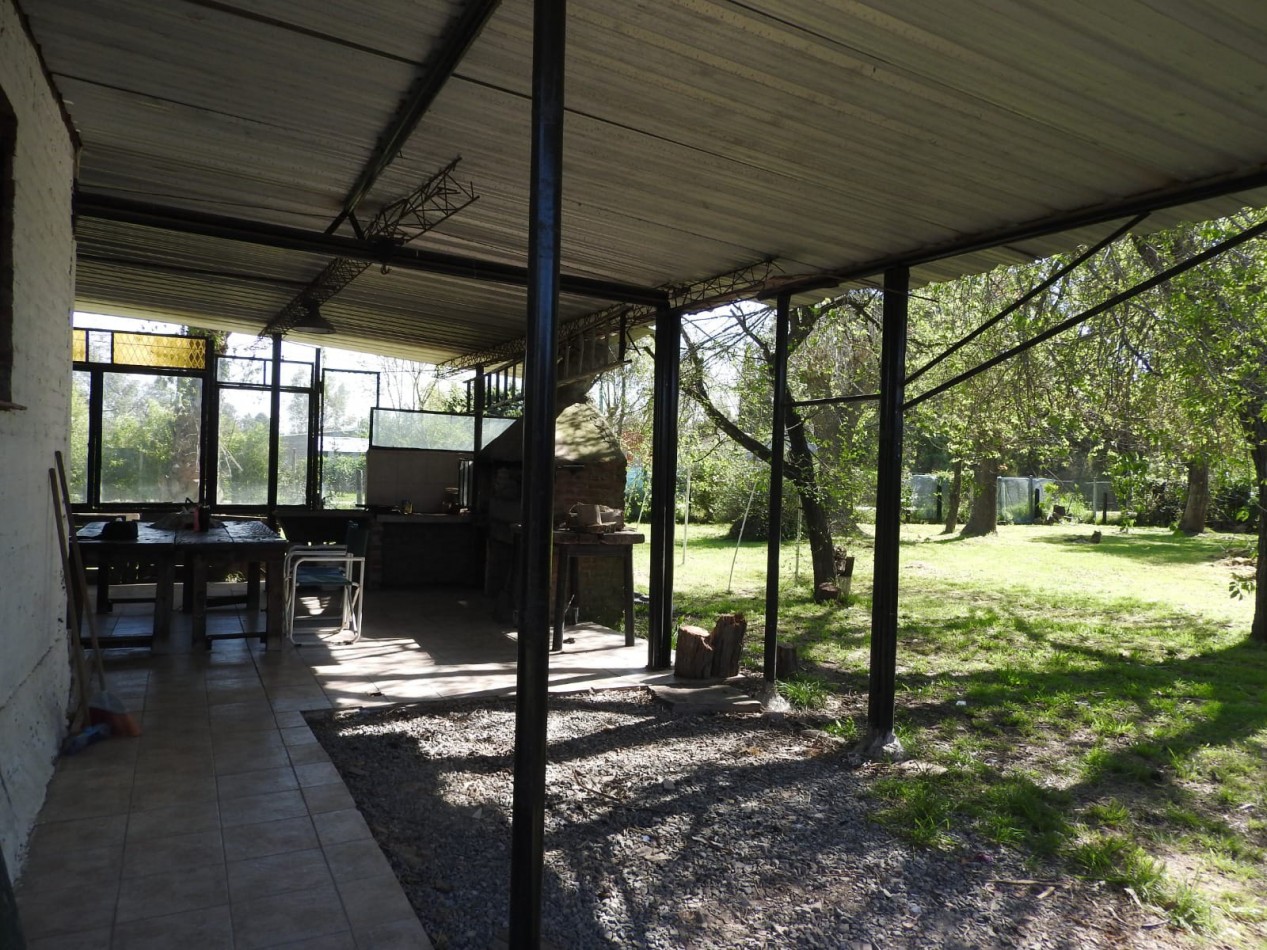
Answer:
[77,520,290,650]
[552,530,644,651]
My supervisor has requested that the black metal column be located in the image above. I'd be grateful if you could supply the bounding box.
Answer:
[647,303,681,670]
[508,0,564,946]
[864,267,909,754]
[473,366,486,453]
[266,333,282,510]
[763,294,791,682]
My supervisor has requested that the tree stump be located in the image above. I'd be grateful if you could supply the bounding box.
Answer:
[708,613,747,678]
[775,643,799,679]
[814,582,840,603]
[674,625,714,679]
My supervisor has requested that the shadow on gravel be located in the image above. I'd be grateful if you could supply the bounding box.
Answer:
[309,691,1163,950]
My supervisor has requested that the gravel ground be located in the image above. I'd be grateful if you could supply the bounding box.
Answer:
[308,686,1197,950]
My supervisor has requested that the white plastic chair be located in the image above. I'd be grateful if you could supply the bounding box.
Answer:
[284,521,368,643]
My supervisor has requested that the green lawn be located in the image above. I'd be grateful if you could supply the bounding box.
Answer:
[630,521,1266,944]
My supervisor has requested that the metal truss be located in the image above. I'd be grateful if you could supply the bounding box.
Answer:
[439,258,779,374]
[264,158,478,334]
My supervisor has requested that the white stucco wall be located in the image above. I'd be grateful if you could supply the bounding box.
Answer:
[0,0,78,876]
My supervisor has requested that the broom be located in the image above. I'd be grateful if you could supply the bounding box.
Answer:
[52,451,142,737]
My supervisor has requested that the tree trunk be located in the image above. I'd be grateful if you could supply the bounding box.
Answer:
[1250,435,1267,644]
[960,458,1001,538]
[942,459,962,534]
[1178,460,1210,535]
[674,625,714,678]
[784,407,837,589]
[709,613,747,678]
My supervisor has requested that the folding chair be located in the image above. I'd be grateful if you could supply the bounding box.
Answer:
[284,520,369,643]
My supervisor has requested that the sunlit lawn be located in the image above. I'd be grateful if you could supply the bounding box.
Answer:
[630,520,1266,944]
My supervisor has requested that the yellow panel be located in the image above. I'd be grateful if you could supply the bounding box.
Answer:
[112,333,206,370]
[72,329,86,363]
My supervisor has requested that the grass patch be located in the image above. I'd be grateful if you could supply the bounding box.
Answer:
[638,521,1266,944]
[776,675,830,710]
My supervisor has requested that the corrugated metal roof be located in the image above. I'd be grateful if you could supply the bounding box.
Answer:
[20,0,1267,362]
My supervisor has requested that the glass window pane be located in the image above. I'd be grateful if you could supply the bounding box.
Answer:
[277,391,310,505]
[88,331,111,363]
[216,356,267,386]
[216,389,271,504]
[321,371,375,506]
[72,329,87,363]
[113,332,206,370]
[100,372,202,503]
[280,360,312,389]
[482,417,515,446]
[69,371,91,503]
[371,409,475,451]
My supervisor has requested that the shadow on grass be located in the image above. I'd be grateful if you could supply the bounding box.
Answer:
[1028,529,1237,565]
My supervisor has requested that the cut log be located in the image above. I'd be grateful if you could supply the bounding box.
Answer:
[674,625,714,679]
[708,613,747,678]
[814,582,840,603]
[775,643,799,679]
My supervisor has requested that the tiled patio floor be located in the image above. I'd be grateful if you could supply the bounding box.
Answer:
[15,590,666,949]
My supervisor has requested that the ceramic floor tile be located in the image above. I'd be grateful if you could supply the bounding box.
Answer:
[261,931,356,950]
[222,815,318,863]
[300,782,357,815]
[334,874,417,932]
[112,904,234,950]
[14,880,120,941]
[321,838,394,885]
[26,812,127,855]
[126,798,221,841]
[25,925,114,949]
[18,843,124,896]
[285,742,331,766]
[217,765,299,800]
[293,761,342,788]
[226,847,333,903]
[230,882,350,950]
[312,808,371,848]
[354,916,434,950]
[122,828,223,879]
[219,788,309,828]
[115,862,229,922]
[213,743,293,775]
[130,772,218,810]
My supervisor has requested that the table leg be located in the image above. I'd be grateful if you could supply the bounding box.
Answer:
[191,555,208,649]
[264,554,284,650]
[245,562,261,613]
[97,555,112,614]
[181,560,194,613]
[153,557,175,650]
[623,547,636,646]
[552,549,566,652]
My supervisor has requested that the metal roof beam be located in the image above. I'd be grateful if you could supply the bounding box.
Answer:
[764,166,1267,298]
[74,192,667,306]
[327,0,502,235]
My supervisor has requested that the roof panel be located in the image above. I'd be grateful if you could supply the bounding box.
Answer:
[19,0,1267,363]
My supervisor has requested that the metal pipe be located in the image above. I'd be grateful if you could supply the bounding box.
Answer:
[763,294,791,683]
[864,267,909,752]
[328,0,503,234]
[75,192,668,307]
[508,0,565,945]
[904,215,1267,411]
[266,333,282,510]
[473,366,486,453]
[647,302,680,670]
[905,212,1149,386]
